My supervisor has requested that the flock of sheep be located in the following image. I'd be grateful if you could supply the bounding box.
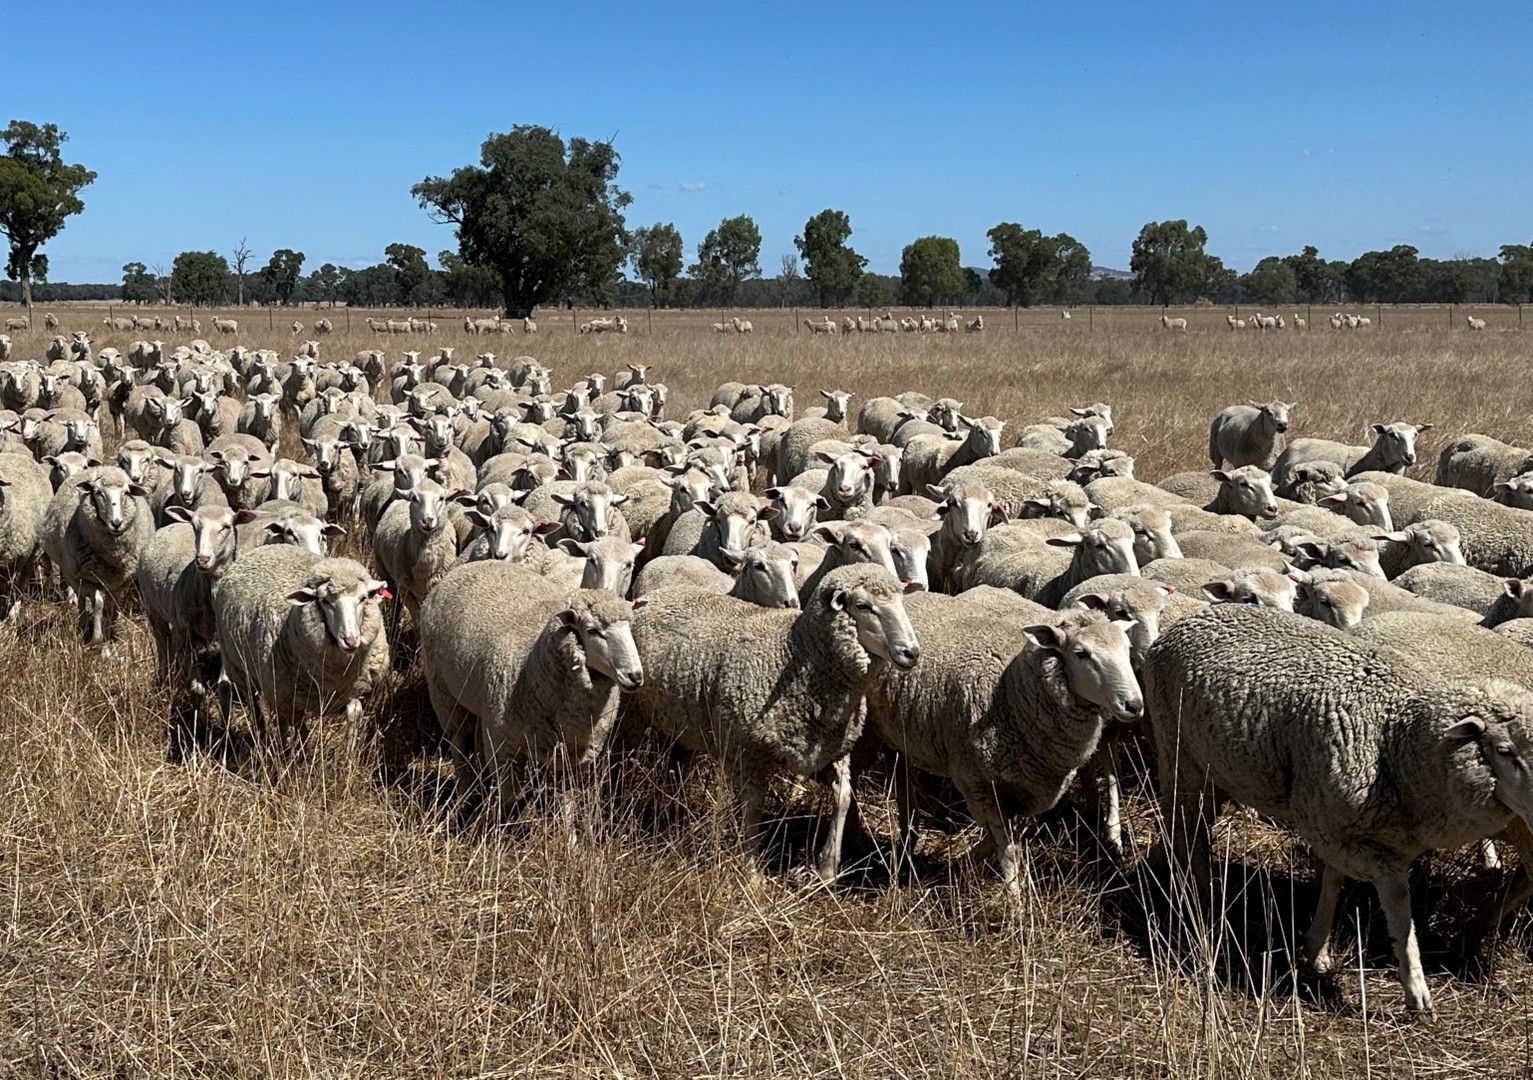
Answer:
[803,312,985,335]
[7,321,1533,1016]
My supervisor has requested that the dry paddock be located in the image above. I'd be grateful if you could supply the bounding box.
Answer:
[3,302,1533,1076]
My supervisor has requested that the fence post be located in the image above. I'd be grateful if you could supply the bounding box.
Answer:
[1089,305,1094,331]
[1013,305,1019,332]
[268,306,274,332]
[1449,303,1454,330]
[1377,303,1382,329]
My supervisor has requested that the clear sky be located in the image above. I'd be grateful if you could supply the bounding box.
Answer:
[14,0,1532,282]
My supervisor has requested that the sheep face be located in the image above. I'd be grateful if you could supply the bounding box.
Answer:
[263,461,320,505]
[932,482,1004,547]
[888,528,932,593]
[1319,483,1392,530]
[285,566,387,654]
[1113,506,1180,564]
[1025,612,1143,721]
[696,494,770,558]
[764,486,823,543]
[1294,574,1369,630]
[819,390,852,421]
[927,399,963,431]
[1255,400,1295,434]
[1065,416,1109,455]
[559,592,643,691]
[169,505,247,571]
[1494,475,1533,511]
[84,472,147,535]
[161,454,212,504]
[553,485,628,542]
[1202,569,1298,612]
[1048,520,1139,578]
[962,416,1007,458]
[304,435,352,476]
[1438,701,1533,830]
[814,522,900,582]
[828,571,920,669]
[467,506,539,562]
[1072,583,1175,658]
[1370,421,1431,469]
[730,544,801,609]
[267,509,344,556]
[822,450,877,504]
[1214,466,1279,519]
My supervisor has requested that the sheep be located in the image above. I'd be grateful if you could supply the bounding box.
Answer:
[764,484,826,543]
[236,393,286,450]
[372,478,461,622]
[1271,422,1432,489]
[1208,401,1295,469]
[1188,565,1300,611]
[1412,491,1533,578]
[1163,467,1281,520]
[900,415,1005,494]
[1316,481,1393,530]
[3,317,28,332]
[150,452,229,524]
[854,396,914,443]
[660,491,774,569]
[630,563,918,879]
[252,458,328,519]
[213,546,390,752]
[136,503,254,688]
[1066,448,1135,484]
[802,389,853,423]
[1159,314,1188,331]
[204,434,275,511]
[1493,473,1533,511]
[314,318,333,335]
[1467,315,1488,331]
[521,480,632,546]
[0,453,53,619]
[635,545,800,608]
[421,561,639,803]
[986,447,1074,481]
[1297,566,1478,620]
[39,466,154,644]
[1390,563,1526,623]
[1349,470,1455,525]
[1435,434,1533,497]
[212,318,238,335]
[867,599,1140,888]
[958,518,1139,606]
[965,315,984,333]
[1144,602,1533,1014]
[1109,505,1183,564]
[186,390,241,442]
[804,317,837,334]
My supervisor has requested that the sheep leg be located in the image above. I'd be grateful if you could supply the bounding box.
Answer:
[734,772,768,857]
[959,783,1022,898]
[1303,862,1345,975]
[893,752,920,867]
[814,755,853,883]
[1374,869,1432,1014]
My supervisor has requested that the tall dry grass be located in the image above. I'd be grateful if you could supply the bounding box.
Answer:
[3,305,1533,1076]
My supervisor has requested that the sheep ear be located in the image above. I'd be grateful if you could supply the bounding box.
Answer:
[815,496,832,513]
[1318,493,1347,508]
[557,538,589,557]
[827,586,849,612]
[1071,407,1091,417]
[1022,624,1064,652]
[322,524,347,538]
[820,389,833,401]
[924,484,948,500]
[1073,593,1110,611]
[1371,423,1386,435]
[465,509,492,529]
[1417,423,1433,433]
[1202,581,1234,601]
[1209,470,1231,482]
[127,482,149,498]
[1443,716,1486,744]
[163,504,194,524]
[610,494,629,508]
[1374,530,1409,543]
[694,499,717,519]
[757,505,778,520]
[533,519,560,535]
[285,587,317,606]
[1505,579,1528,599]
[233,509,258,524]
[815,449,840,464]
[550,492,576,508]
[811,522,842,543]
[1046,533,1084,548]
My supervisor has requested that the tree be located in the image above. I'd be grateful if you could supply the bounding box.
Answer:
[121,261,157,305]
[777,253,800,307]
[1241,256,1298,305]
[1130,219,1215,305]
[385,242,430,302]
[986,223,1050,307]
[169,251,231,306]
[629,223,684,307]
[899,236,965,307]
[690,215,761,305]
[260,248,305,305]
[438,250,501,308]
[1499,244,1533,305]
[1047,233,1093,305]
[310,262,344,307]
[0,121,95,309]
[1283,245,1339,303]
[856,273,895,309]
[412,125,631,318]
[1345,245,1421,303]
[231,237,252,306]
[342,263,402,307]
[795,209,866,307]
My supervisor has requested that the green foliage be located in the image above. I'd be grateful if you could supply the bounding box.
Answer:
[308,263,345,307]
[260,248,305,305]
[1130,220,1215,305]
[855,273,896,308]
[438,250,500,308]
[341,263,402,307]
[121,261,157,305]
[1345,244,1421,303]
[1282,246,1340,303]
[1499,244,1533,304]
[385,243,430,301]
[0,120,95,306]
[1241,256,1298,305]
[690,215,761,305]
[629,223,684,306]
[169,251,231,306]
[986,224,1093,306]
[412,125,630,317]
[795,209,866,307]
[899,236,965,307]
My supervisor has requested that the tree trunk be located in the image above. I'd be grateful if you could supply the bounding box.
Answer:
[20,272,31,312]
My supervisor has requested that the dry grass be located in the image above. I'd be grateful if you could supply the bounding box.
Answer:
[4,304,1533,1076]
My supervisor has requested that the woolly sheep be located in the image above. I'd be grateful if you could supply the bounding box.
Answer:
[1435,434,1533,497]
[0,452,53,618]
[1271,422,1432,489]
[630,563,919,879]
[659,490,774,570]
[1208,401,1295,469]
[958,518,1139,606]
[1376,519,1466,578]
[867,599,1140,889]
[635,545,800,608]
[371,478,461,621]
[900,415,1005,494]
[40,466,154,644]
[204,434,275,511]
[1392,563,1525,622]
[1145,602,1533,1013]
[1159,314,1188,331]
[1413,491,1533,577]
[214,546,389,752]
[1493,474,1533,511]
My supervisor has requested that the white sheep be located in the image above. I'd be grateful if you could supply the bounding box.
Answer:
[39,466,154,643]
[629,563,919,879]
[1160,314,1188,331]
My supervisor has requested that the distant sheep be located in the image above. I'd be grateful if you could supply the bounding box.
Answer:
[1160,314,1188,331]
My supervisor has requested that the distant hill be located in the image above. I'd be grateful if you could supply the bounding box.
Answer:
[1090,265,1133,281]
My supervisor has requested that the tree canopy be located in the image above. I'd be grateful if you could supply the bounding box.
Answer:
[0,121,95,308]
[1499,244,1533,304]
[1130,219,1216,305]
[629,223,684,306]
[899,236,965,307]
[261,248,305,305]
[169,251,231,306]
[690,215,761,305]
[121,261,157,305]
[986,224,1092,307]
[796,209,866,307]
[412,125,631,317]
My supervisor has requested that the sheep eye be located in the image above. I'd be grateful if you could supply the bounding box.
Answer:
[1072,647,1090,659]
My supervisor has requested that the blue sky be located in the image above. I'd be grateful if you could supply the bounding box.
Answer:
[14,0,1532,282]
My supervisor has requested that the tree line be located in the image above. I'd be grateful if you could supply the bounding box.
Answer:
[3,120,1533,313]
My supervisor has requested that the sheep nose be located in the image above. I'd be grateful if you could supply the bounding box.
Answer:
[195,555,214,569]
[962,529,980,545]
[1275,423,1288,432]
[1122,697,1145,719]
[340,634,361,652]
[837,486,853,498]
[782,597,800,609]
[620,666,644,690]
[895,643,921,668]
